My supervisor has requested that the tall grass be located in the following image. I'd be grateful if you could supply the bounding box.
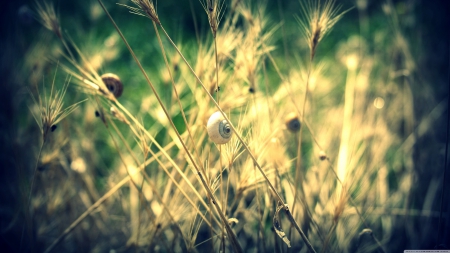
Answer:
[2,0,449,252]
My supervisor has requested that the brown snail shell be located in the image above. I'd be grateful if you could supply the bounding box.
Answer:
[101,73,123,98]
[285,112,301,132]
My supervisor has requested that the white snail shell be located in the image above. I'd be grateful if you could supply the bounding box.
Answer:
[207,111,233,144]
[101,73,123,98]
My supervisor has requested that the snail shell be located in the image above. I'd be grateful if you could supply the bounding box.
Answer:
[101,73,123,98]
[285,112,301,132]
[207,111,233,144]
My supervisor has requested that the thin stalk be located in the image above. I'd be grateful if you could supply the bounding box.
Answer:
[301,62,313,123]
[214,37,220,104]
[254,163,264,253]
[277,0,289,64]
[213,34,225,252]
[20,140,44,252]
[262,57,274,116]
[208,197,215,251]
[291,59,313,235]
[188,0,201,46]
[219,144,225,252]
[321,221,337,253]
[151,21,204,175]
[59,36,76,64]
[135,183,143,248]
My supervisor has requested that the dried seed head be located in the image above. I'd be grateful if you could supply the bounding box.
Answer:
[28,70,86,142]
[101,73,123,98]
[201,0,225,37]
[121,0,160,24]
[296,0,350,60]
[35,1,62,38]
[285,112,301,132]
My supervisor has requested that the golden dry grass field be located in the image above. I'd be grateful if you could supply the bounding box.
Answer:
[0,0,449,252]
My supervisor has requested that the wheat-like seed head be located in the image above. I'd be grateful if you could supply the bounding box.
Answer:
[296,0,350,60]
[185,211,205,251]
[35,1,62,38]
[121,0,160,24]
[200,0,225,38]
[134,120,151,160]
[234,3,277,93]
[29,71,86,142]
